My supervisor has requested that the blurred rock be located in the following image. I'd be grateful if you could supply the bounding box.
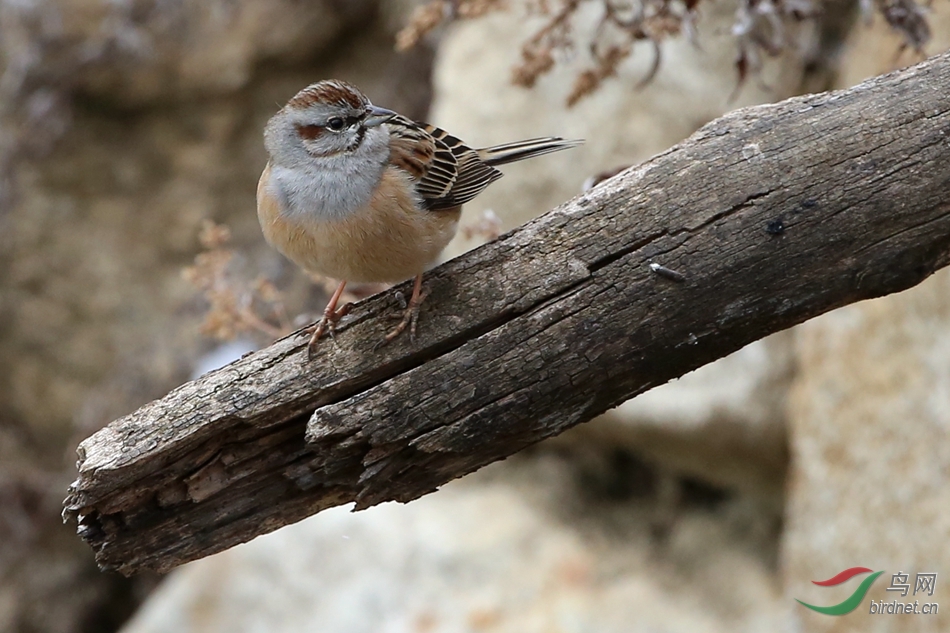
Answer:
[782,269,950,632]
[121,456,784,633]
[0,0,377,105]
[836,0,950,88]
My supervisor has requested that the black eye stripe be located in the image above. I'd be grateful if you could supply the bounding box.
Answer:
[324,115,364,131]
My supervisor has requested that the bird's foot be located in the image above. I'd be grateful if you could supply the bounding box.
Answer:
[301,302,352,358]
[378,285,428,348]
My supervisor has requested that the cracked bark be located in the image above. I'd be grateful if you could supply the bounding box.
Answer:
[65,52,950,575]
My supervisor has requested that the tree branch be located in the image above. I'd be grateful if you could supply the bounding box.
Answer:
[64,52,950,575]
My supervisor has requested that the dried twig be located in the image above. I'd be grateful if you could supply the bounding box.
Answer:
[181,221,292,341]
[398,0,934,104]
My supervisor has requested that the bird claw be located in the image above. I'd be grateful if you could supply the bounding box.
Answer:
[302,302,352,358]
[377,289,428,349]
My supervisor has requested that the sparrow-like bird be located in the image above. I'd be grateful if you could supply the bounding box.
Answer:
[257,79,581,356]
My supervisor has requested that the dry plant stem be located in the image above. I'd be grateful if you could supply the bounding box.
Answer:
[65,52,950,575]
[238,306,285,340]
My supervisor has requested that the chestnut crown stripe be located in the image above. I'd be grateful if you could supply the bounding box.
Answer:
[287,79,367,111]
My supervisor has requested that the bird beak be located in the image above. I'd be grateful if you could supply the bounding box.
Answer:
[363,105,397,128]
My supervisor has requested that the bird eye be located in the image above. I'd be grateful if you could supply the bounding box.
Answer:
[327,117,345,132]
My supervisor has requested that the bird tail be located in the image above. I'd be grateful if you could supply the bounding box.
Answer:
[476,137,583,166]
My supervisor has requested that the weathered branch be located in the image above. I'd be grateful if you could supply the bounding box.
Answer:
[65,52,950,575]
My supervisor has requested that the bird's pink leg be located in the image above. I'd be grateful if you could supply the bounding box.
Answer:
[304,280,351,356]
[382,274,427,345]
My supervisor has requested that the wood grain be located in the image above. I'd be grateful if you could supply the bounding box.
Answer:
[65,52,950,575]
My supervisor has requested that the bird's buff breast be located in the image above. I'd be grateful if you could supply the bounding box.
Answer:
[257,164,460,283]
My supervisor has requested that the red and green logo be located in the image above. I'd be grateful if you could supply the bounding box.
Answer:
[796,567,884,615]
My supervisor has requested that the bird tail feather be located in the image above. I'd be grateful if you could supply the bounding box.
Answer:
[477,137,583,166]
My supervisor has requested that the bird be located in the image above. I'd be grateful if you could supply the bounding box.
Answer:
[256,79,581,356]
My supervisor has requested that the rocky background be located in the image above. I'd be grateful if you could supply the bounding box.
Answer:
[1,1,947,632]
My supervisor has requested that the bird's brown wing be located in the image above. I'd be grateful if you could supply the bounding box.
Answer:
[387,115,502,212]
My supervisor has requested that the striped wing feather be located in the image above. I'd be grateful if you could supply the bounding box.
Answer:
[387,115,502,211]
[387,115,580,212]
